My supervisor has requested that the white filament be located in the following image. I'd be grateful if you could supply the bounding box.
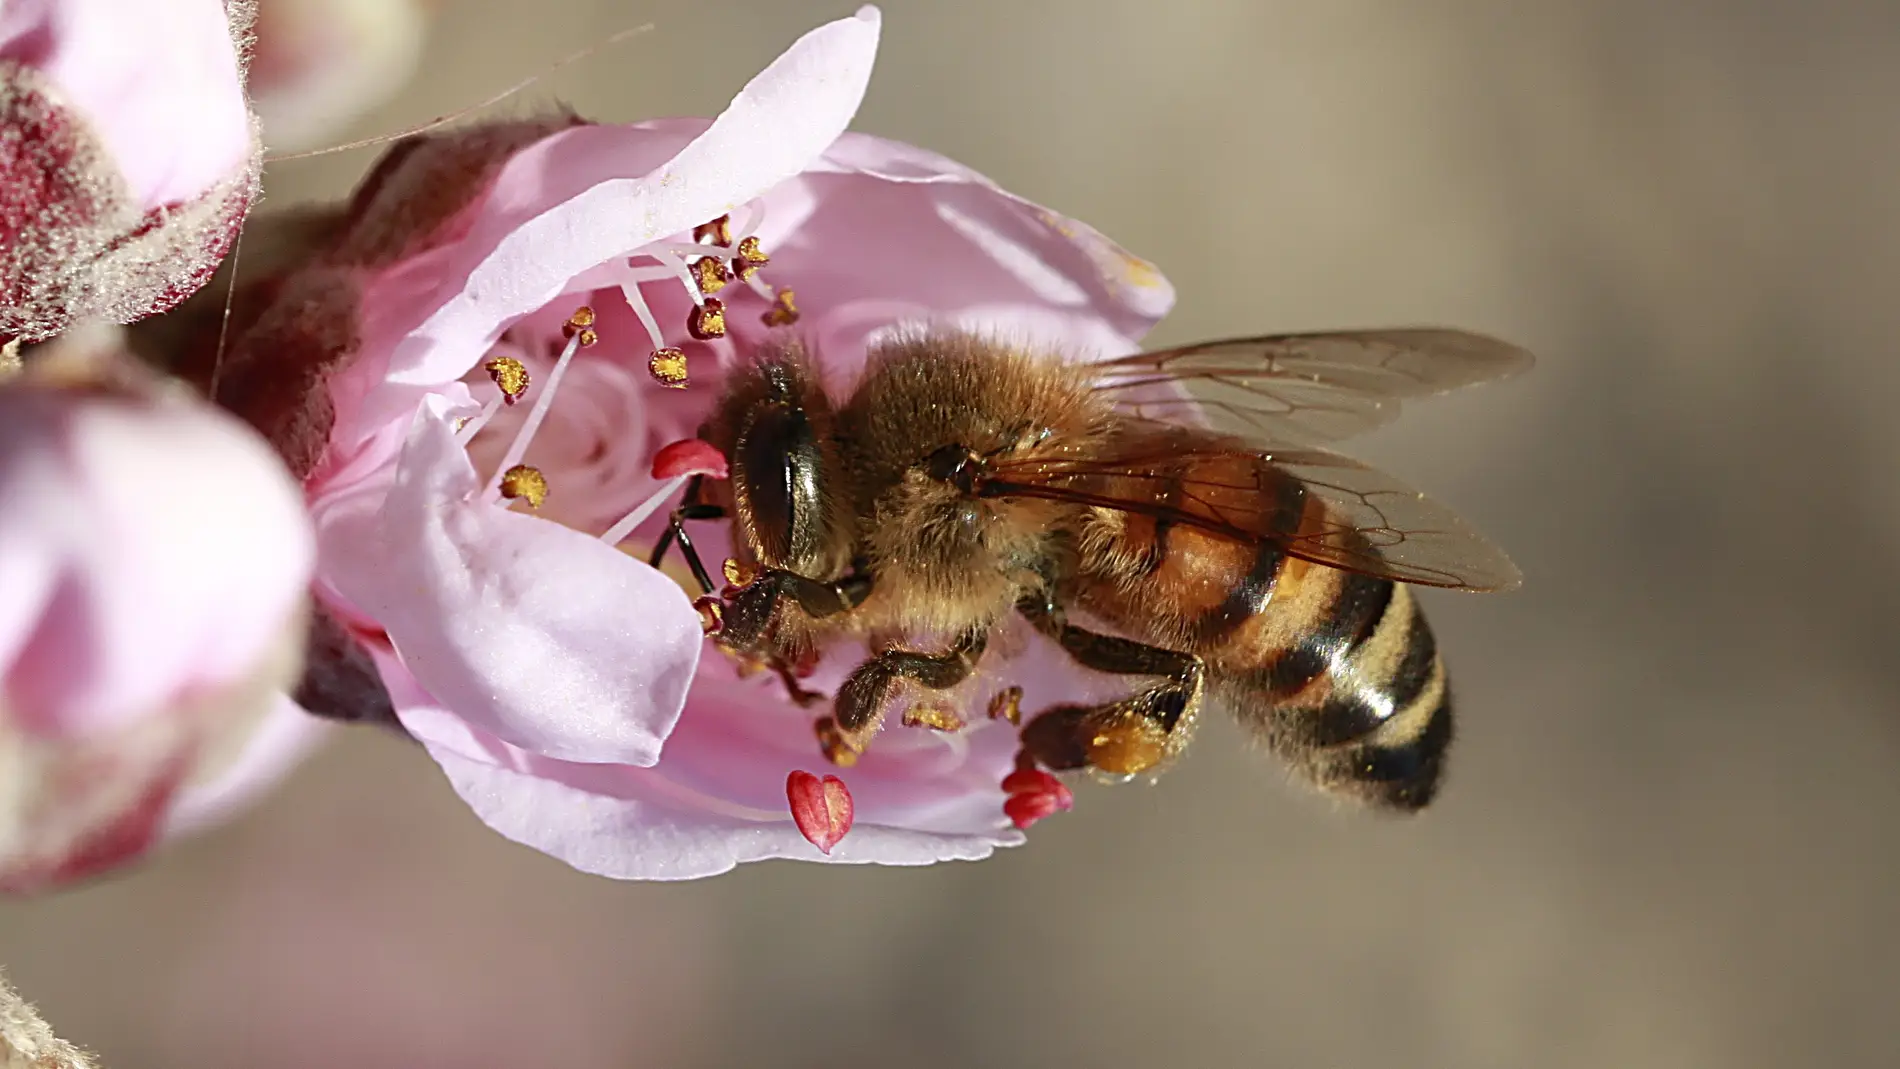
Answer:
[482,330,582,503]
[599,474,690,546]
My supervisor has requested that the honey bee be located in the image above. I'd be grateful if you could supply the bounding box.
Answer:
[654,326,1528,810]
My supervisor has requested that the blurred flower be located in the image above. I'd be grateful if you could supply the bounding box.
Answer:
[249,0,435,153]
[0,331,318,894]
[0,0,261,342]
[196,5,1171,879]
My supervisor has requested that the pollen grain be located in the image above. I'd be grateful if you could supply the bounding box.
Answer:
[499,464,549,509]
[648,347,689,388]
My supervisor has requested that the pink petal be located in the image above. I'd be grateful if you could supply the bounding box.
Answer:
[786,770,854,854]
[422,743,1017,880]
[322,400,701,765]
[382,644,1028,880]
[363,6,882,403]
[0,0,250,210]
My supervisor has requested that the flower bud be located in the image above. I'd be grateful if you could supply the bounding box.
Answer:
[0,333,316,892]
[0,0,263,342]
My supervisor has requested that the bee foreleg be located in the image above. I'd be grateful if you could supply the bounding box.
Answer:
[647,476,723,595]
[832,629,989,751]
[718,566,873,652]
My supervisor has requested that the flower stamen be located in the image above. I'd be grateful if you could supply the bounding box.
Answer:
[761,289,800,327]
[986,686,1024,725]
[687,297,727,340]
[648,347,689,388]
[721,558,757,589]
[1000,767,1075,831]
[480,310,589,504]
[484,355,531,405]
[691,256,730,295]
[787,770,854,854]
[694,596,724,635]
[694,214,732,246]
[454,395,504,447]
[498,464,549,509]
[731,236,770,281]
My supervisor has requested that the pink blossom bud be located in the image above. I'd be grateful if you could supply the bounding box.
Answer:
[0,0,263,342]
[0,335,318,893]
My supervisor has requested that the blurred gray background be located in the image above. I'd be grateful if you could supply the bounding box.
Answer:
[6,0,1899,1065]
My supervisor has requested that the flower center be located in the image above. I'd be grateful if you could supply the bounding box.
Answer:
[455,209,794,542]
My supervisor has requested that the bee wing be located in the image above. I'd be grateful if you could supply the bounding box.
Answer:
[1091,329,1534,445]
[983,433,1521,592]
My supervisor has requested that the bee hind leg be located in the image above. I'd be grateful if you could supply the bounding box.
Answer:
[833,628,989,751]
[1014,597,1205,777]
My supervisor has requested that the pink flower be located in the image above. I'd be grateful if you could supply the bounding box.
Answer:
[210,6,1172,879]
[0,332,319,893]
[0,0,261,342]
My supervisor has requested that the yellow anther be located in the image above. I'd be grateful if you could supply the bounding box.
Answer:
[722,558,758,589]
[687,297,727,340]
[902,703,967,733]
[499,464,548,509]
[483,355,531,404]
[761,288,800,327]
[731,236,769,280]
[562,305,597,339]
[694,215,732,246]
[987,686,1023,725]
[691,256,730,295]
[648,347,689,388]
[694,596,724,635]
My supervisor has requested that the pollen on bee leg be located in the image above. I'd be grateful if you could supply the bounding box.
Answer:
[1085,710,1172,777]
[498,464,549,509]
[787,770,854,854]
[761,288,800,327]
[687,297,726,340]
[813,717,860,768]
[648,347,689,388]
[484,355,531,405]
[902,702,966,733]
[987,686,1024,725]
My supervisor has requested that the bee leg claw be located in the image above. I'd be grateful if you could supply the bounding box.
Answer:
[833,628,989,750]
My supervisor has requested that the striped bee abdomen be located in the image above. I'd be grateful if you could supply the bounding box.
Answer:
[1077,454,1454,811]
[1215,575,1452,811]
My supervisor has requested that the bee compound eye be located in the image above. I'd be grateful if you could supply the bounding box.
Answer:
[924,444,974,486]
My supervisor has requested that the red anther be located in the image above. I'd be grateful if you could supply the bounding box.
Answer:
[1003,790,1064,831]
[651,438,729,480]
[787,770,854,854]
[1001,768,1071,805]
[1001,767,1073,831]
